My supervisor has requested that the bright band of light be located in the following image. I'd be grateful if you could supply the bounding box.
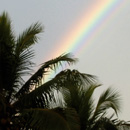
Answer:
[44,0,127,82]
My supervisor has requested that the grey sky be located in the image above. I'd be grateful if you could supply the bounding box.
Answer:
[0,0,130,120]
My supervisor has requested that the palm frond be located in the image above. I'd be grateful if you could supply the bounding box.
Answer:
[13,22,43,85]
[92,87,121,122]
[10,23,43,92]
[41,53,77,70]
[14,69,96,109]
[0,13,43,102]
[14,78,57,109]
[78,84,101,129]
[0,12,15,48]
[15,53,77,98]
[15,22,43,54]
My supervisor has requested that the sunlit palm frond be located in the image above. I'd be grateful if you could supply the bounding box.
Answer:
[41,53,77,69]
[14,68,96,109]
[92,87,121,122]
[15,53,77,98]
[14,78,57,109]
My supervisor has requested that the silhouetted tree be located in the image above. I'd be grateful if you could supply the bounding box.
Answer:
[0,12,128,130]
[0,12,79,129]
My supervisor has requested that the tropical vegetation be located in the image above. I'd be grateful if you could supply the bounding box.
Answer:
[0,12,130,130]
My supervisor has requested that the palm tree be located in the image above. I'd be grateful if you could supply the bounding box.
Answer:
[16,69,97,130]
[0,12,81,129]
[0,12,123,130]
[58,69,121,130]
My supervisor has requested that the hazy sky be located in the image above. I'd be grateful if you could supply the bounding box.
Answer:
[1,0,130,120]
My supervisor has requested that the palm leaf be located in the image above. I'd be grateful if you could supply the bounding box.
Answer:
[15,53,77,98]
[91,87,121,122]
[0,12,15,48]
[63,84,100,130]
[13,22,43,88]
[14,69,96,109]
[14,78,58,109]
[0,13,43,102]
[15,22,43,54]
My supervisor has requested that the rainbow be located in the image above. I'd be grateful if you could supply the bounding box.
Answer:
[44,0,127,81]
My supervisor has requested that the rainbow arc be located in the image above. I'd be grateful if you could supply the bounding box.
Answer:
[45,0,127,81]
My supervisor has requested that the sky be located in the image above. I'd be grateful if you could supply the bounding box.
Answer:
[0,0,130,120]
